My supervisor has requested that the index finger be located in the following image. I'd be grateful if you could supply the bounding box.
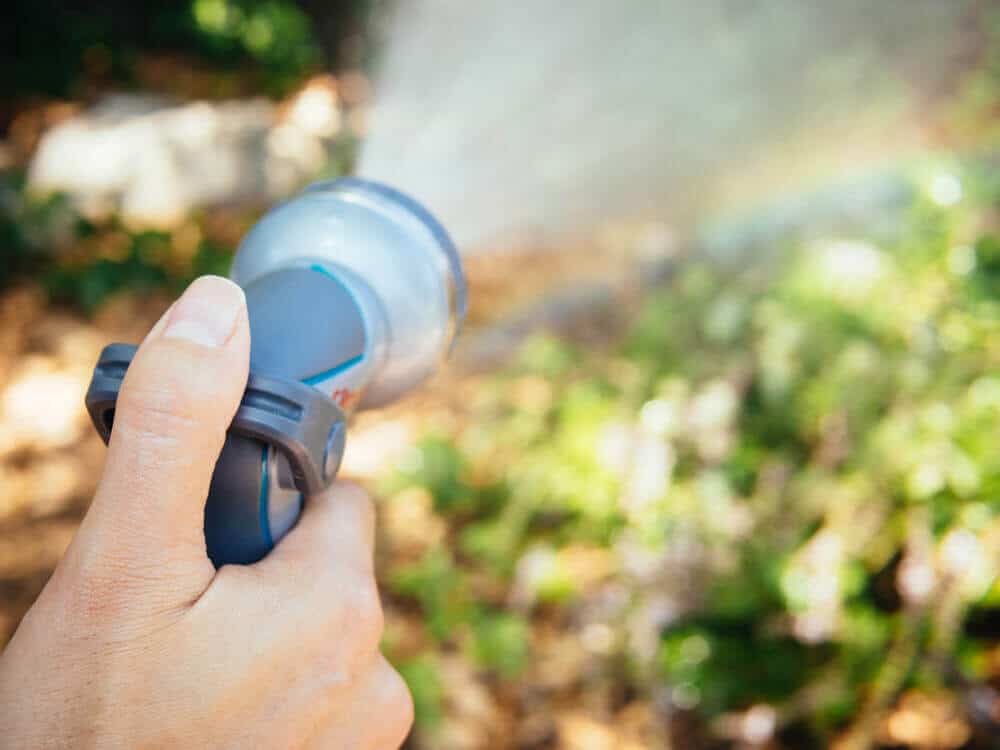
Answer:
[254,481,376,581]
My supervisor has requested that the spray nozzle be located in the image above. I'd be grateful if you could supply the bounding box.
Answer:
[85,178,466,565]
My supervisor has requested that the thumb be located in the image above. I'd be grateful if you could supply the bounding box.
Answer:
[76,276,250,593]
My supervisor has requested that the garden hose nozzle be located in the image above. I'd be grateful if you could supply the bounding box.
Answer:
[85,178,467,566]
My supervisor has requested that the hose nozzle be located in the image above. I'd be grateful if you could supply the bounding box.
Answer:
[87,178,466,565]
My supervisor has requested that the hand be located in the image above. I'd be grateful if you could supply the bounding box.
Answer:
[0,276,413,749]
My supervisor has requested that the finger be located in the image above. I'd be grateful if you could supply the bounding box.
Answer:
[191,483,380,677]
[307,654,415,750]
[249,483,380,661]
[256,481,376,584]
[80,276,250,580]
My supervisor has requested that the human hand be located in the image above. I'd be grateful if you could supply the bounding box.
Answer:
[0,276,412,749]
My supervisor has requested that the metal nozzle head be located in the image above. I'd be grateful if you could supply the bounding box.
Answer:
[308,177,467,345]
[305,177,467,353]
[230,177,467,408]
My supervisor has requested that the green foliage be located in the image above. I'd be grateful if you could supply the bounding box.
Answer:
[384,437,477,514]
[385,158,1000,743]
[190,0,322,91]
[391,549,472,643]
[0,173,77,282]
[0,172,245,312]
[659,625,818,716]
[469,611,530,678]
[1,0,332,99]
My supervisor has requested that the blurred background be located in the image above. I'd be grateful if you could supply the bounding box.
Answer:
[2,1,1000,747]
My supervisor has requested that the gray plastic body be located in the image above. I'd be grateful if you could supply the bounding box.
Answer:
[87,340,349,566]
[217,179,465,564]
[206,265,365,565]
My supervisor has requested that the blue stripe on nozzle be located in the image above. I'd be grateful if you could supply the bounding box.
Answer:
[258,444,273,549]
[309,263,336,279]
[300,354,364,386]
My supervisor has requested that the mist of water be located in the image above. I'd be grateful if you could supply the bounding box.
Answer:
[357,0,978,252]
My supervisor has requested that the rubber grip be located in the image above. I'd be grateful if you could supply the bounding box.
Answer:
[86,343,347,495]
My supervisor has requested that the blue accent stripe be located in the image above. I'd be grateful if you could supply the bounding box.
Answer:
[300,353,364,386]
[309,262,335,278]
[259,445,273,549]
[317,178,467,325]
[304,263,366,386]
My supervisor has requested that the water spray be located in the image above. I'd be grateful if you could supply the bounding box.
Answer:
[84,178,467,566]
[358,0,976,251]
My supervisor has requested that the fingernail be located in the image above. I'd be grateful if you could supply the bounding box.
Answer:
[161,276,245,348]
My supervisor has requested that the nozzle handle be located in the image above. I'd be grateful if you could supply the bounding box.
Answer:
[86,343,347,496]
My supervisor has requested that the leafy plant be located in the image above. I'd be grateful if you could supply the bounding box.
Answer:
[383,159,1000,747]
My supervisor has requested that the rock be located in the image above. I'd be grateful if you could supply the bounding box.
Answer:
[27,85,341,228]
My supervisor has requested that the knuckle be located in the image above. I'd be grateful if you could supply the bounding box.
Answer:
[115,382,204,445]
[332,482,375,522]
[325,576,383,654]
[115,343,239,441]
[335,480,370,506]
[381,665,415,745]
[115,362,207,433]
